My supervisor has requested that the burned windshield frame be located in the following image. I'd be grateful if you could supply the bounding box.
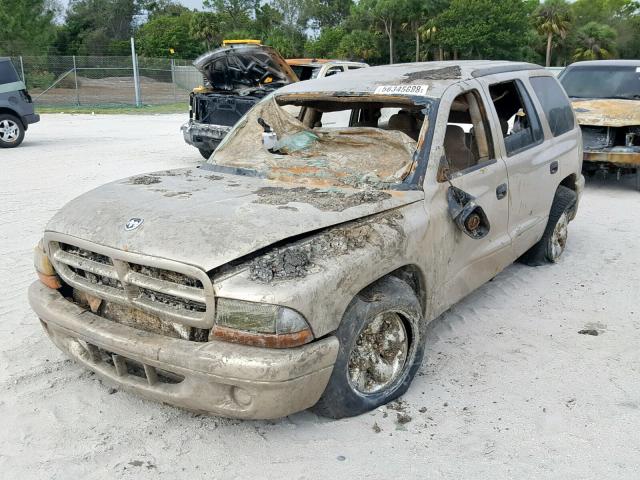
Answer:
[203,93,438,191]
[559,66,640,99]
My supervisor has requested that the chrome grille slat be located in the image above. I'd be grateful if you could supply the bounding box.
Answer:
[53,249,119,280]
[125,271,206,304]
[45,235,215,329]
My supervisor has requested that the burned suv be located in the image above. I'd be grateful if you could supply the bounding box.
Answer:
[30,61,583,419]
[181,43,298,159]
[559,60,640,184]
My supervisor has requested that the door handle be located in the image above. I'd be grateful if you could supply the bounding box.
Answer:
[550,161,559,174]
[496,183,508,200]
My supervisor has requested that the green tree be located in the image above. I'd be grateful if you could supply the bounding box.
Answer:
[336,30,382,62]
[435,0,534,60]
[353,0,407,64]
[0,0,58,55]
[202,0,253,23]
[573,21,617,60]
[136,12,202,58]
[402,0,447,62]
[302,0,354,28]
[190,11,227,50]
[534,0,572,67]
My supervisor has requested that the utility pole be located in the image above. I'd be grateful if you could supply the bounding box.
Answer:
[130,37,141,107]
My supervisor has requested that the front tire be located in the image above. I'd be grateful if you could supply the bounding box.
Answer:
[313,276,426,419]
[0,114,25,148]
[520,185,576,266]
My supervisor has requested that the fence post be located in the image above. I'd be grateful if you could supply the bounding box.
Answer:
[19,56,25,85]
[72,55,80,106]
[130,37,141,107]
[171,58,176,103]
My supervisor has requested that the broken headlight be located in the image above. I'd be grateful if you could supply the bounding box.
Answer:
[211,298,313,348]
[34,239,62,289]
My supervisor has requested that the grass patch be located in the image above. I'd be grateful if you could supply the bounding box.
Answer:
[35,103,187,115]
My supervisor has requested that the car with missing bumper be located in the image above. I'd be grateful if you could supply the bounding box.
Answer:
[559,60,640,186]
[0,57,39,148]
[30,61,584,419]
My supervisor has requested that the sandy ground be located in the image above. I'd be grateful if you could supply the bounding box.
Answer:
[1,114,639,479]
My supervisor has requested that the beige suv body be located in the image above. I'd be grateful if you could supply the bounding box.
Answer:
[30,61,584,419]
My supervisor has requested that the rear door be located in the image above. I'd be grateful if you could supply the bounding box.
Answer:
[477,75,557,257]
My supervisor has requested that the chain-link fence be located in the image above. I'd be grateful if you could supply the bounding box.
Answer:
[9,54,203,107]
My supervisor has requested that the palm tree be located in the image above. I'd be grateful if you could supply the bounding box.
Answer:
[534,0,572,67]
[573,22,617,61]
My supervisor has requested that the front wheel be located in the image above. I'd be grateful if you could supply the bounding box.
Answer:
[313,276,426,419]
[0,114,25,148]
[520,185,576,266]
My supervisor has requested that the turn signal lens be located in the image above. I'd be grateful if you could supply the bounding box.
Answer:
[34,239,62,289]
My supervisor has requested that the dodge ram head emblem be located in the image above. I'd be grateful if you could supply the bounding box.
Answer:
[125,218,144,231]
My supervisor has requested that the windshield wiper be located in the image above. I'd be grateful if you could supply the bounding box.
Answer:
[609,95,640,100]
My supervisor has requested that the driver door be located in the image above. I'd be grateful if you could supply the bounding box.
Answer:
[426,82,513,305]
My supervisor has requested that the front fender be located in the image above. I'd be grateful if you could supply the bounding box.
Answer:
[213,203,429,338]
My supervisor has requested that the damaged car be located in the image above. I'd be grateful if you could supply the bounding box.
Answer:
[559,60,640,186]
[30,61,584,420]
[181,42,298,160]
[0,57,39,148]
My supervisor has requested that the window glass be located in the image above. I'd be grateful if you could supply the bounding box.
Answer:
[560,66,640,99]
[441,91,494,176]
[530,76,574,137]
[0,60,20,84]
[489,80,543,156]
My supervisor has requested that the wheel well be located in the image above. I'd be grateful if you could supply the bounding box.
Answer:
[387,265,427,315]
[560,173,577,192]
[0,107,23,126]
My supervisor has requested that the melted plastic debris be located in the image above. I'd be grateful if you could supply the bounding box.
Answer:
[249,212,403,282]
[252,186,391,212]
[402,66,461,82]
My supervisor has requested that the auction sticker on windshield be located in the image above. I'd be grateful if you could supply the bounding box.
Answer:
[374,85,429,96]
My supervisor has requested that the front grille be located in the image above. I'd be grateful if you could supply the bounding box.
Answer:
[47,237,215,329]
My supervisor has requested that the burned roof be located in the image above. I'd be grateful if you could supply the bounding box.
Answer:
[276,61,542,99]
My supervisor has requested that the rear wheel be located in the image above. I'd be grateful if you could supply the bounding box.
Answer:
[0,114,25,148]
[520,185,576,266]
[313,276,426,419]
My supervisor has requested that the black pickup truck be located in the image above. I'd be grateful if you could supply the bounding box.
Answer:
[181,43,298,159]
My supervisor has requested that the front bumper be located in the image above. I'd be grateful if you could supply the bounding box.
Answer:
[583,147,640,167]
[181,120,231,152]
[29,281,338,419]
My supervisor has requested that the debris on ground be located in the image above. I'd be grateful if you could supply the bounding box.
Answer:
[578,329,599,336]
[373,422,382,433]
[396,413,412,425]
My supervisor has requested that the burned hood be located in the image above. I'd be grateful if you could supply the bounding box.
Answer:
[571,99,640,127]
[194,44,298,92]
[45,168,423,272]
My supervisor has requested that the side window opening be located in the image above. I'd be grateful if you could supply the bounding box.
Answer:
[324,66,345,77]
[442,90,494,177]
[489,80,543,156]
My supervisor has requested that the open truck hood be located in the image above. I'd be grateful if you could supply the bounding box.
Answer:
[45,168,423,272]
[194,44,298,92]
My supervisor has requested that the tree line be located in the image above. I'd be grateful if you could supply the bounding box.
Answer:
[1,0,639,65]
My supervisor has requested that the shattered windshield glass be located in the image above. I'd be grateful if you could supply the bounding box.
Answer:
[560,66,640,99]
[207,94,433,189]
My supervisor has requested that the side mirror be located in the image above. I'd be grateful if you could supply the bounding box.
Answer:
[447,186,490,239]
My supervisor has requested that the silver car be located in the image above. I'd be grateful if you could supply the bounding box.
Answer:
[30,61,584,419]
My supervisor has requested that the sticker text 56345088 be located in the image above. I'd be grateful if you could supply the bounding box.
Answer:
[374,85,429,96]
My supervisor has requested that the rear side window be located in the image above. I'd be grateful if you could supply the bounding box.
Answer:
[488,80,543,156]
[0,60,20,84]
[530,76,574,137]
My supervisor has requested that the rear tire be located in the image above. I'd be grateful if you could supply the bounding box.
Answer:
[520,185,576,266]
[313,276,426,419]
[0,114,25,148]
